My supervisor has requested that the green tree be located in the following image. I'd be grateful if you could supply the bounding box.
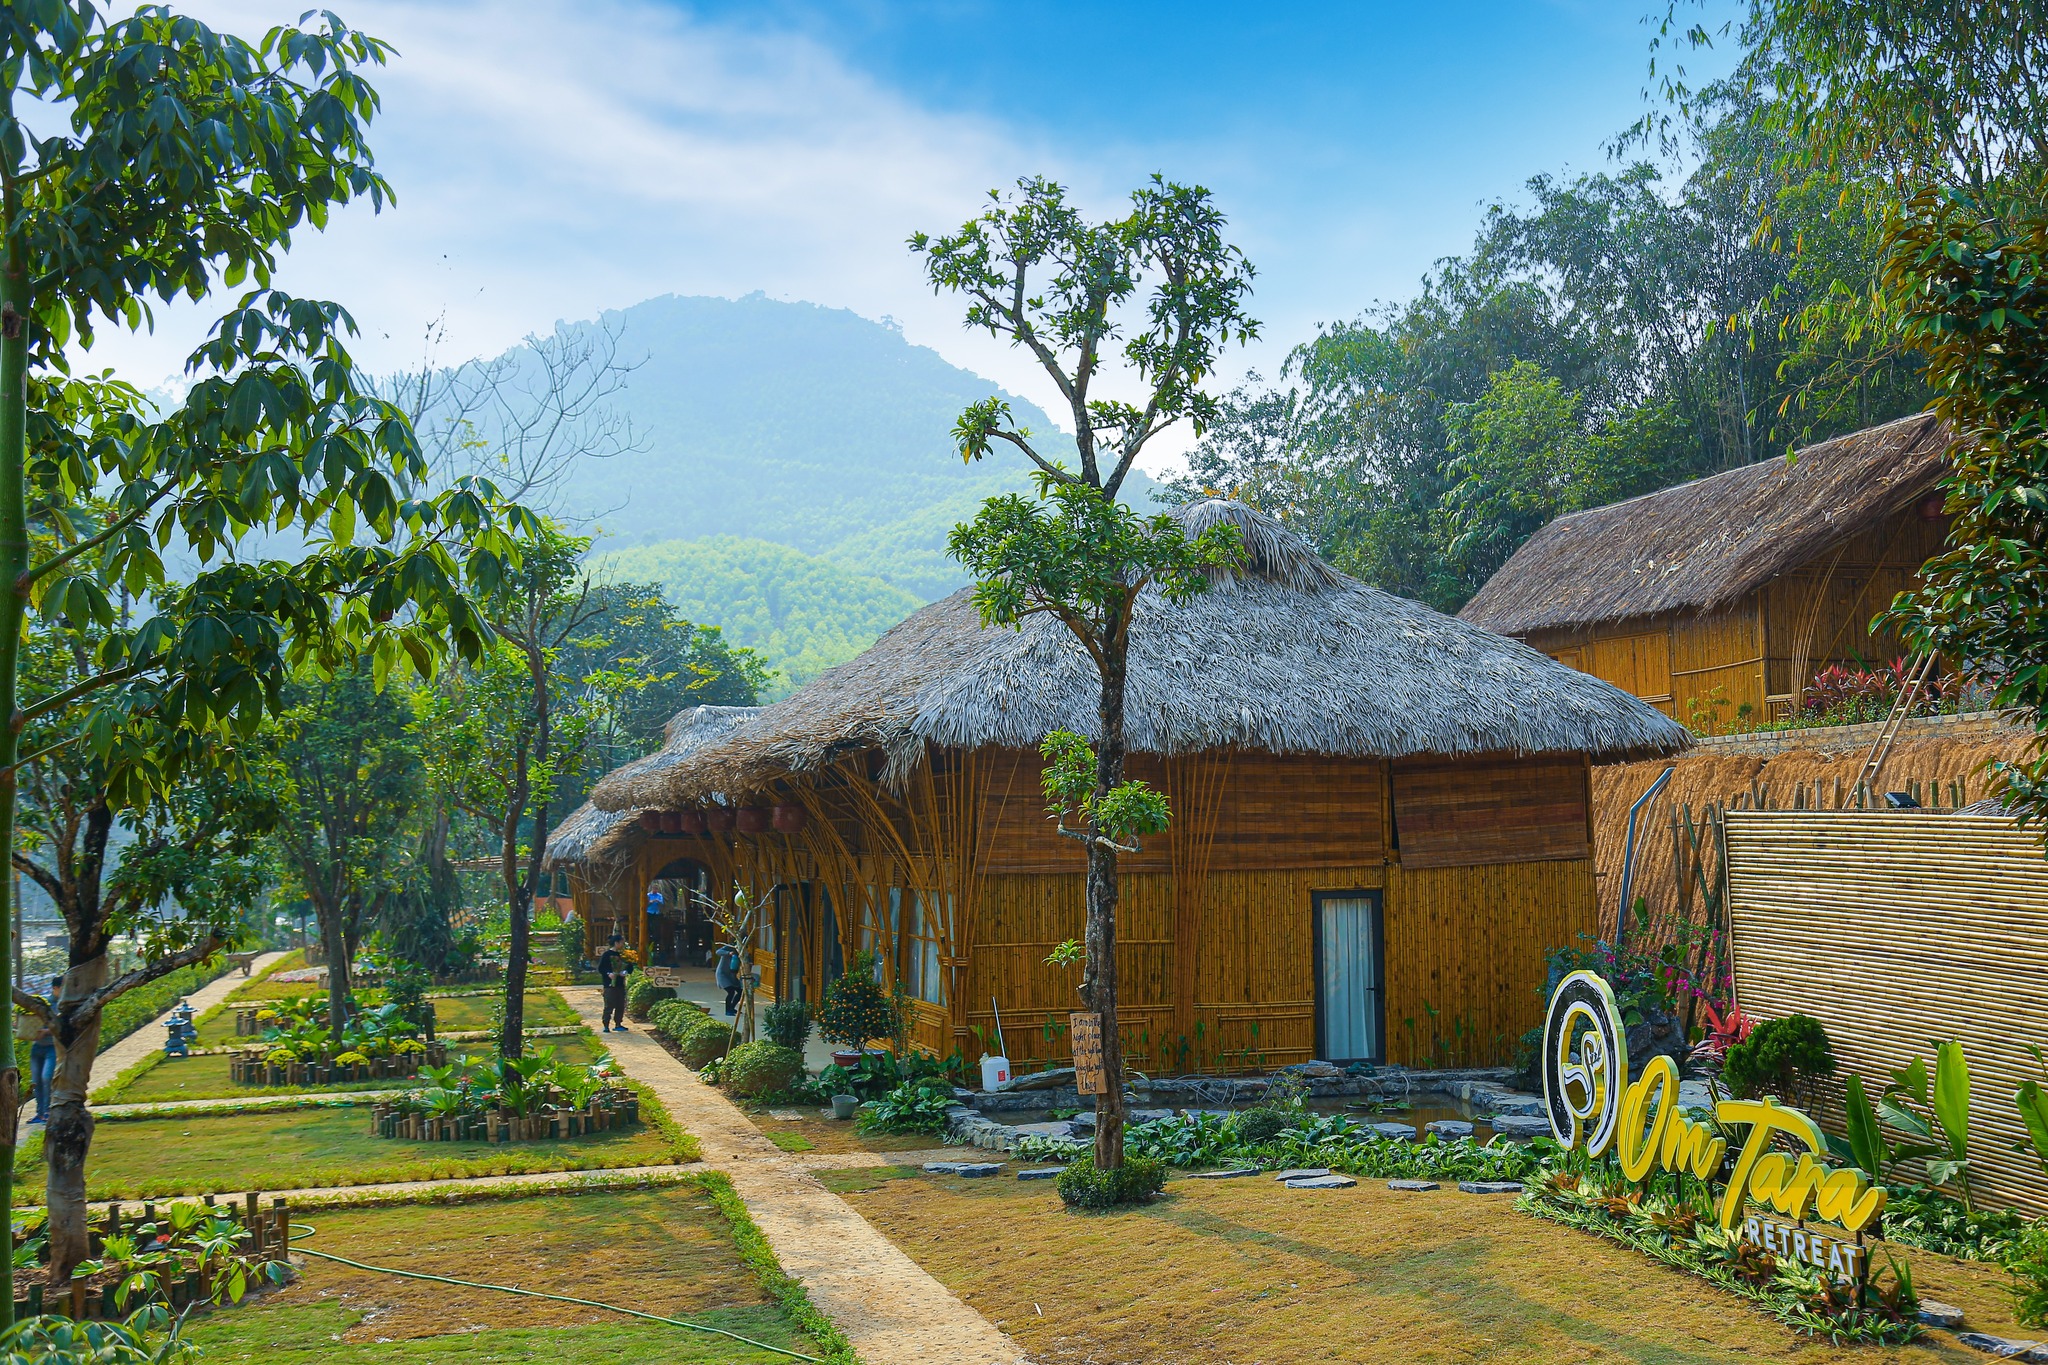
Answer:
[917,176,1252,1171]
[271,665,424,1046]
[1883,193,2048,839]
[0,4,530,1307]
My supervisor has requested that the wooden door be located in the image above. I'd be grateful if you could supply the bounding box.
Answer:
[1314,891,1384,1062]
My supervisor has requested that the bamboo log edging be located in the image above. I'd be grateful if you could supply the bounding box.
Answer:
[366,1089,641,1144]
[11,1192,294,1324]
[229,1041,446,1087]
[1724,809,2048,1216]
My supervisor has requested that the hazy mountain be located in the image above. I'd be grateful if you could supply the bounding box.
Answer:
[468,292,1162,683]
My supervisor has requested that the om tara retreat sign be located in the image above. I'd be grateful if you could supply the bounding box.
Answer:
[1542,971,1887,1284]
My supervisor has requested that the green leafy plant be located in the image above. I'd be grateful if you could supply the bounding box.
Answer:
[625,974,675,1021]
[720,1041,804,1101]
[1720,1014,1835,1106]
[648,998,711,1042]
[1878,1043,1975,1209]
[676,1016,734,1069]
[815,950,905,1049]
[763,1000,812,1052]
[855,1080,956,1135]
[1843,1072,1941,1182]
[1054,1152,1167,1210]
[2006,1218,2048,1328]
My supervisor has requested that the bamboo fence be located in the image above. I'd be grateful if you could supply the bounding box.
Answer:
[1724,809,2048,1216]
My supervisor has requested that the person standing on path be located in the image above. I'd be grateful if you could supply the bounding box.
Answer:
[714,942,743,1017]
[598,936,634,1032]
[25,978,56,1125]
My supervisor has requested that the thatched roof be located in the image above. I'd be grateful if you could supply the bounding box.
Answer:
[546,705,758,868]
[1458,413,1950,637]
[589,500,1688,810]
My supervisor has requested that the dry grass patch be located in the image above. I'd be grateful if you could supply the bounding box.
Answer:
[845,1172,2014,1364]
[739,1108,943,1155]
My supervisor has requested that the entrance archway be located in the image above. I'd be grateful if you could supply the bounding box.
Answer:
[646,858,711,967]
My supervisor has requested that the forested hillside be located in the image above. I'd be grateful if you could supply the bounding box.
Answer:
[589,535,923,695]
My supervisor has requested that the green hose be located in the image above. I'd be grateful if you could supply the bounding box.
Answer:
[288,1221,819,1361]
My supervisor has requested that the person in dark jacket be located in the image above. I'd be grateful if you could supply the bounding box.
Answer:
[598,936,633,1032]
[713,943,743,1016]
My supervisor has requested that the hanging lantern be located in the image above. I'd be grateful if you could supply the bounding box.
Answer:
[679,810,708,836]
[735,807,771,834]
[772,804,809,833]
[704,807,737,834]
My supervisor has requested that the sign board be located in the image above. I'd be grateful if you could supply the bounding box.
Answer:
[1069,1012,1106,1095]
[1540,970,1887,1285]
[642,967,683,989]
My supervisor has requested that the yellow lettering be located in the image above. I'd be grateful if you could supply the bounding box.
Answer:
[1616,1056,1675,1181]
[1773,1154,1830,1220]
[1813,1168,1888,1234]
[1716,1099,1827,1231]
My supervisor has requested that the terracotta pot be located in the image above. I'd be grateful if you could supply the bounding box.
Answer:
[771,803,808,833]
[704,807,736,833]
[832,1050,864,1069]
[735,806,770,834]
[678,809,708,835]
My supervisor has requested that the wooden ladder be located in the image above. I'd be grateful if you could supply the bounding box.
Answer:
[1855,653,1938,802]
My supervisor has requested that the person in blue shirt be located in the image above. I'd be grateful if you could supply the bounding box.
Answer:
[26,977,57,1125]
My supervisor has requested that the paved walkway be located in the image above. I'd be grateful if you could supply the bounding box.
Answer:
[562,986,1029,1365]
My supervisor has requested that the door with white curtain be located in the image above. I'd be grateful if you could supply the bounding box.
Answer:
[1314,891,1383,1063]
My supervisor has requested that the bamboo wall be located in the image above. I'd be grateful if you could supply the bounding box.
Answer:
[1724,810,2048,1216]
[574,747,1602,1072]
[1523,504,1950,731]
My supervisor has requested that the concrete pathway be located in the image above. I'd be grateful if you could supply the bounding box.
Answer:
[563,986,1029,1365]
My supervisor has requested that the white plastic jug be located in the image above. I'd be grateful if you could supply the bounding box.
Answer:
[980,1054,1011,1091]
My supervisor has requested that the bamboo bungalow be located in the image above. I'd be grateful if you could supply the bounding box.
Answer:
[552,501,1689,1071]
[1458,413,1953,729]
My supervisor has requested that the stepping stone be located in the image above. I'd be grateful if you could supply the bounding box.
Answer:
[1917,1300,1965,1329]
[1284,1174,1356,1189]
[1955,1332,2042,1358]
[1457,1180,1524,1195]
[767,1109,806,1121]
[1489,1115,1553,1139]
[1016,1168,1063,1181]
[1367,1122,1418,1141]
[1387,1179,1440,1192]
[1187,1167,1260,1179]
[1425,1120,1474,1138]
[1485,1093,1546,1117]
[954,1163,1003,1178]
[1272,1168,1332,1182]
[1006,1121,1079,1140]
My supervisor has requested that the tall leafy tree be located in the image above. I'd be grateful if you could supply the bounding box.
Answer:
[916,177,1251,1171]
[0,3,529,1306]
[271,665,424,1046]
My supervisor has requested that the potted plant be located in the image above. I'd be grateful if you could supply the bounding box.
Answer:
[817,951,904,1067]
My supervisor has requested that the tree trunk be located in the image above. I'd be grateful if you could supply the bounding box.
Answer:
[500,875,528,1059]
[43,955,106,1281]
[324,897,351,1049]
[1086,634,1129,1171]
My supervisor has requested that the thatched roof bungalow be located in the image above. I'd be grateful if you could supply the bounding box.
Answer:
[1459,413,1952,729]
[560,501,1688,1070]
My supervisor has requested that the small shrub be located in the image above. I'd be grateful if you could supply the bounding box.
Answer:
[764,999,813,1051]
[649,998,710,1040]
[1233,1108,1292,1145]
[722,1041,804,1100]
[2007,1220,2048,1326]
[678,1016,735,1068]
[627,975,675,1021]
[816,951,906,1048]
[1722,1013,1835,1103]
[856,1080,956,1134]
[1055,1152,1167,1209]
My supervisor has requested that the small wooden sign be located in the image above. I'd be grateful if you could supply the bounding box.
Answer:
[1069,1012,1106,1095]
[642,966,683,988]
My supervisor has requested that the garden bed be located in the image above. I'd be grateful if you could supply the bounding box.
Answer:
[22,1099,690,1199]
[97,1030,609,1105]
[180,1184,836,1362]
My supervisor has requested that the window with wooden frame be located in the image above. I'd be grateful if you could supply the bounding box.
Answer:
[905,891,948,1006]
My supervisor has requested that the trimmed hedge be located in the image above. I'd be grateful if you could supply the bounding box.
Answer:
[1056,1153,1167,1210]
[677,1016,735,1068]
[626,974,675,1021]
[721,1041,803,1100]
[648,998,710,1040]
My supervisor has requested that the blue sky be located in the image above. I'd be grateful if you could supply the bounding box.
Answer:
[112,0,1737,470]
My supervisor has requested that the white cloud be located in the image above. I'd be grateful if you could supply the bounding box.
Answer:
[85,0,1105,435]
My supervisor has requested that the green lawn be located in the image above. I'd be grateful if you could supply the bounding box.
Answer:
[104,1030,608,1105]
[33,1097,684,1199]
[183,1189,819,1363]
[432,990,579,1033]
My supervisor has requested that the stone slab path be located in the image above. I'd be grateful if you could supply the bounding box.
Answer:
[562,987,1029,1365]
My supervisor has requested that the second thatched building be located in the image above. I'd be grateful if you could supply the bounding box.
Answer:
[557,501,1689,1071]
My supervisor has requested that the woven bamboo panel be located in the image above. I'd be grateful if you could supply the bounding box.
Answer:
[1392,755,1592,869]
[1726,810,2048,1215]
